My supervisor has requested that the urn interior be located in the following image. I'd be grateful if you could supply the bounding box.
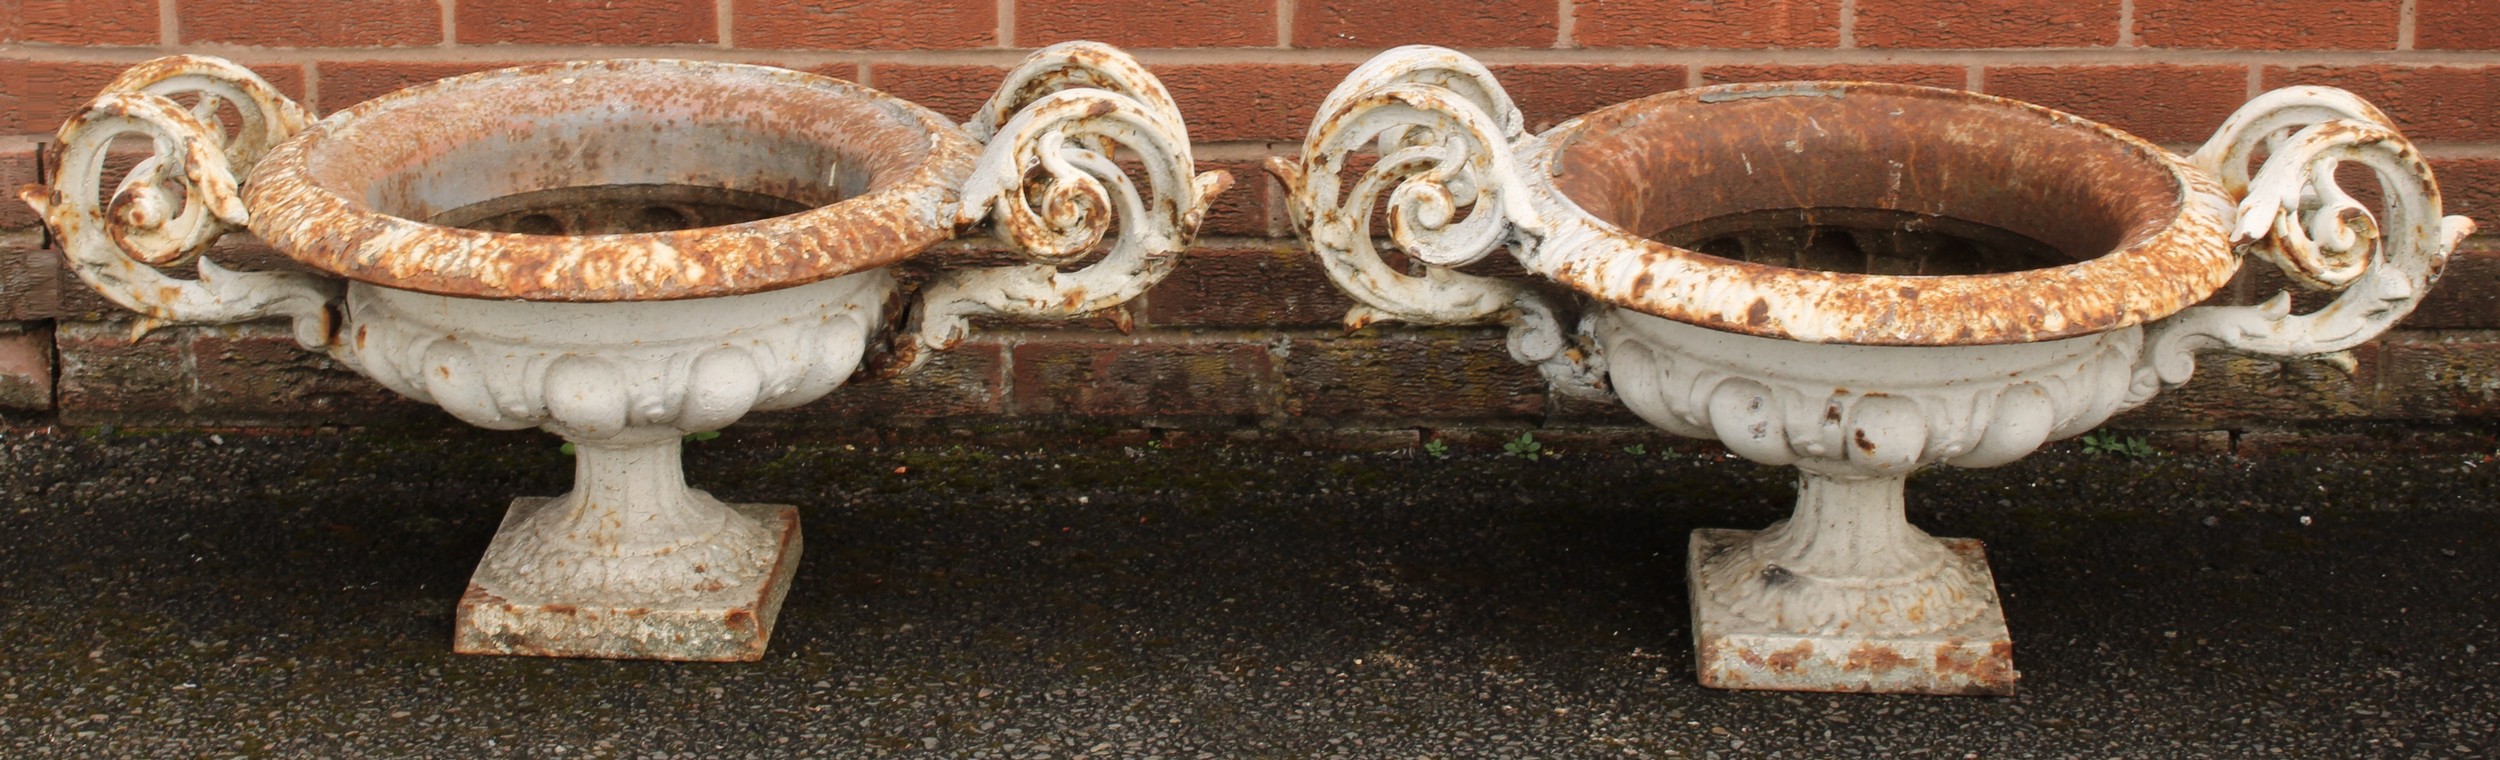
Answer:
[1542,82,2237,345]
[244,59,978,302]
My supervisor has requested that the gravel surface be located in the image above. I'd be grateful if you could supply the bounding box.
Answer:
[1,426,2495,759]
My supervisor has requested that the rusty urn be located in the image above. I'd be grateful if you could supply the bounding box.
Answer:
[24,44,1229,661]
[1271,46,2473,695]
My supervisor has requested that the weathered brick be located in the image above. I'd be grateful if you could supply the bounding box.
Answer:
[2417,0,2500,50]
[733,0,995,50]
[2407,246,2500,330]
[457,0,717,45]
[12,0,160,45]
[1983,65,2247,143]
[54,320,190,424]
[2230,236,2499,331]
[865,64,1006,122]
[1193,160,1272,238]
[2233,425,2498,457]
[1145,246,1351,329]
[5,60,302,134]
[1010,339,1275,418]
[317,60,523,112]
[1,149,41,231]
[1295,0,1556,48]
[1572,0,1841,48]
[190,322,426,425]
[7,60,136,135]
[1489,64,1687,132]
[1020,0,1274,48]
[177,0,442,47]
[2263,65,2500,142]
[2145,429,2233,455]
[2135,0,2397,51]
[1701,64,1966,89]
[769,340,1006,423]
[883,62,1336,142]
[882,64,1337,143]
[2381,332,2500,418]
[2112,344,2383,428]
[1546,385,1647,426]
[1856,0,2118,48]
[0,323,54,410]
[0,240,62,322]
[2430,158,2499,233]
[1283,330,1545,421]
[1155,64,1356,142]
[1101,159,1269,239]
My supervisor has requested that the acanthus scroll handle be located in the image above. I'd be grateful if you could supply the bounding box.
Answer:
[1266,45,1609,400]
[887,41,1232,375]
[16,55,339,350]
[2136,86,2476,401]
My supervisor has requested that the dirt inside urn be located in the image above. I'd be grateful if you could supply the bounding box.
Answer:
[428,183,818,236]
[1654,207,2073,276]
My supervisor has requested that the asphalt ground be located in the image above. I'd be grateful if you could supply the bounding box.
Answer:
[1,426,2496,759]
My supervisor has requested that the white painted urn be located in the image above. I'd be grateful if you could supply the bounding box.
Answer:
[24,44,1229,661]
[1269,46,2473,695]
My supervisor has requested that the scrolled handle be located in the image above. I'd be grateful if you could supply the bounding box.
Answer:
[1267,45,1608,400]
[2135,86,2476,400]
[885,43,1231,375]
[17,55,337,349]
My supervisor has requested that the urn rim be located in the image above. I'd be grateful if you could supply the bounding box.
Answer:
[1525,81,2239,347]
[244,58,982,302]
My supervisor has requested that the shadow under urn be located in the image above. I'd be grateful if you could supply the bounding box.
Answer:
[24,44,1230,661]
[1270,46,2474,695]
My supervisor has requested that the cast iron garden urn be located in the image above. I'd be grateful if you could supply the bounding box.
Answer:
[1268,46,2473,695]
[24,43,1229,661]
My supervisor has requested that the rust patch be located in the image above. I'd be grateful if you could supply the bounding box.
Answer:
[540,603,578,615]
[1843,643,1916,674]
[1761,641,1815,673]
[725,607,757,632]
[1932,639,2019,695]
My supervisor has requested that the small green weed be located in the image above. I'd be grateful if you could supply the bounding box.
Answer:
[2079,430,2156,459]
[1503,432,1544,460]
[1423,438,1450,459]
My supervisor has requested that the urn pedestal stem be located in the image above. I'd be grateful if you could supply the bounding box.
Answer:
[455,430,802,662]
[1746,473,1950,583]
[532,434,758,560]
[1689,471,2015,695]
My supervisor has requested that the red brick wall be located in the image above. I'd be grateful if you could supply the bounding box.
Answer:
[3,1,2497,450]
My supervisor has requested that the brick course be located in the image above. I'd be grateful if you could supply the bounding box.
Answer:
[1854,0,2118,49]
[733,0,996,50]
[0,0,2494,443]
[457,0,718,46]
[176,0,442,47]
[1572,0,1840,49]
[2133,0,2399,51]
[1983,64,2248,143]
[1020,0,1276,49]
[12,0,160,46]
[1295,0,1557,48]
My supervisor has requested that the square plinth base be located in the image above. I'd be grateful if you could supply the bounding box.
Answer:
[1688,528,2017,696]
[454,498,802,662]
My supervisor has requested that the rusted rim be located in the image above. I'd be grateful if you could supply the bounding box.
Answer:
[1525,81,2239,346]
[245,59,981,302]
